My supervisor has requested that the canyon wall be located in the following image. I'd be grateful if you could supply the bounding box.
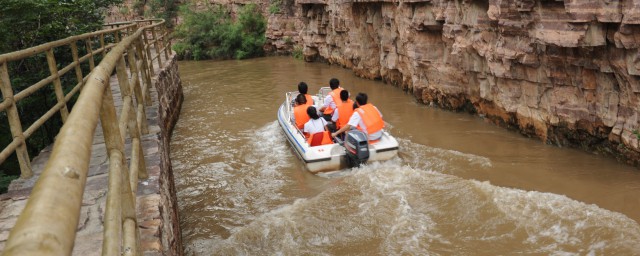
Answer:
[123,0,639,165]
[265,0,640,166]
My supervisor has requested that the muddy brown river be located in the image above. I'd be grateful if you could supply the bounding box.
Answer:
[172,57,640,255]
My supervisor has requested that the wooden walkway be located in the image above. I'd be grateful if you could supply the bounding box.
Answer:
[0,61,166,255]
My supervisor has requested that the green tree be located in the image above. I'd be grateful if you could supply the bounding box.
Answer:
[0,0,122,193]
[147,0,179,28]
[173,3,266,60]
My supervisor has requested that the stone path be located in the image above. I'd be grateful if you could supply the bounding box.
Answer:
[0,62,166,255]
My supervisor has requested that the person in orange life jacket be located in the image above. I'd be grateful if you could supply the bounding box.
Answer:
[293,93,310,129]
[304,106,333,146]
[331,92,384,141]
[331,90,354,136]
[318,78,343,121]
[298,81,313,106]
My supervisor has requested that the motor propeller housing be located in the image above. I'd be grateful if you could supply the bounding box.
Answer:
[344,130,369,168]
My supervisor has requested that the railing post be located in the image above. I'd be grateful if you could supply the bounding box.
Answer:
[45,49,70,122]
[136,38,153,106]
[115,55,148,180]
[86,39,96,70]
[142,31,155,77]
[151,26,163,68]
[70,41,85,91]
[99,83,123,256]
[114,29,121,43]
[100,33,107,58]
[111,60,143,254]
[162,25,170,60]
[126,45,150,135]
[0,63,32,179]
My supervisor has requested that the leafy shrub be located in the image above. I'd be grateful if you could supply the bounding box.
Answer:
[0,173,17,193]
[173,3,266,60]
[292,46,303,60]
[269,0,282,14]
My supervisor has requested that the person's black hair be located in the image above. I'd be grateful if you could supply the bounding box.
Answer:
[340,90,349,101]
[296,93,307,105]
[329,78,340,89]
[298,82,308,94]
[307,106,320,120]
[355,93,368,105]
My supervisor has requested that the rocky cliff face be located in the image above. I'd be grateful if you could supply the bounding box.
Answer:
[263,0,640,166]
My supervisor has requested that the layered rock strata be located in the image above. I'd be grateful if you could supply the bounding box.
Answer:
[264,0,640,166]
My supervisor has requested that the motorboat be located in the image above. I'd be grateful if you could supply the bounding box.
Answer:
[277,87,399,173]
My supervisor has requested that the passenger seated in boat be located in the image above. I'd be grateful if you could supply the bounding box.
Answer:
[298,82,313,106]
[303,106,333,146]
[331,93,384,142]
[318,78,343,121]
[331,90,354,133]
[293,94,310,129]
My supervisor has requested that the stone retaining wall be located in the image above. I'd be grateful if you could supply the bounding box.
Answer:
[153,55,184,255]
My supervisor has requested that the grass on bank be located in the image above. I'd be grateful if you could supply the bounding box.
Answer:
[172,3,266,60]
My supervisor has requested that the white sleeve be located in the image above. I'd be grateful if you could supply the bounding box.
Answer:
[323,95,332,108]
[348,112,361,127]
[303,122,310,133]
[331,110,339,122]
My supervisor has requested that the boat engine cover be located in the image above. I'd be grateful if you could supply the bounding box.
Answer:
[344,130,369,167]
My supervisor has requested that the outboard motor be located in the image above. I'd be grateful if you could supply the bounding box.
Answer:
[344,130,369,168]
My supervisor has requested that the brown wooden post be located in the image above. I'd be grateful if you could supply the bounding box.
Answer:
[98,76,139,256]
[70,42,85,93]
[151,26,163,68]
[116,55,148,180]
[126,45,149,135]
[136,37,153,106]
[115,57,132,142]
[100,83,123,255]
[162,25,170,60]
[86,39,96,70]
[166,25,173,57]
[114,29,121,43]
[142,31,155,76]
[110,56,143,256]
[0,63,32,178]
[45,49,70,122]
[100,33,107,58]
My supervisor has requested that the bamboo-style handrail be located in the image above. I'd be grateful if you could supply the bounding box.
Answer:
[0,19,169,256]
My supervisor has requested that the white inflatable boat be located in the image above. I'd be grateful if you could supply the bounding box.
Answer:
[277,87,399,173]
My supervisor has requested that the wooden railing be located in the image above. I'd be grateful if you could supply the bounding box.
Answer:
[0,19,171,255]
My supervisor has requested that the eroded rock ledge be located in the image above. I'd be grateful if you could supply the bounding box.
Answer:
[264,0,640,166]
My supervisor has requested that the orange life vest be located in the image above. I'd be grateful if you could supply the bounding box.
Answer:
[307,131,333,146]
[323,88,343,115]
[304,94,313,106]
[336,99,354,129]
[355,104,384,135]
[294,105,310,129]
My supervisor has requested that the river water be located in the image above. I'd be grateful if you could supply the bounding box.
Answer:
[171,57,640,255]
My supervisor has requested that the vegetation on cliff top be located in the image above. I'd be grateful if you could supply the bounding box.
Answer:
[130,0,179,28]
[172,3,266,60]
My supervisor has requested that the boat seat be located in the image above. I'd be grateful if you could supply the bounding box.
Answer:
[308,131,333,147]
